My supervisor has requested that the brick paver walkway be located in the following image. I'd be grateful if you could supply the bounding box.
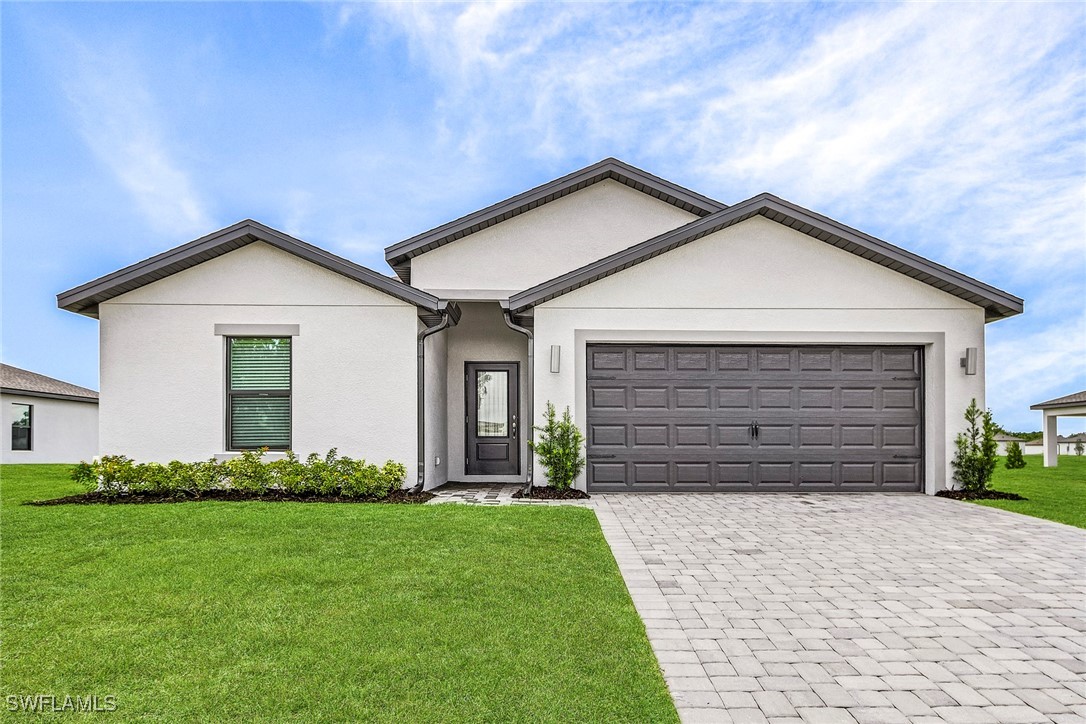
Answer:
[593,494,1086,724]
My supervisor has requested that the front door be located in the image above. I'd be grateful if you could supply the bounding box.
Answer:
[465,362,520,475]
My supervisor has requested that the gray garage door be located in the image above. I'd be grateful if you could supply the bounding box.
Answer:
[586,345,923,492]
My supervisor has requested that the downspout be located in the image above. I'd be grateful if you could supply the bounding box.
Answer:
[501,304,534,495]
[411,305,453,494]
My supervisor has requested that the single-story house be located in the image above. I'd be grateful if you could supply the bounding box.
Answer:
[1023,433,1086,457]
[1029,391,1086,466]
[1,363,99,463]
[993,433,1026,457]
[57,158,1023,494]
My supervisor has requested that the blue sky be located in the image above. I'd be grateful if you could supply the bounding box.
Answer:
[2,2,1084,431]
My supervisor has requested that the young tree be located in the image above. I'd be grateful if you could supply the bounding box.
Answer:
[529,402,586,491]
[1076,439,1085,456]
[951,399,999,493]
[1005,441,1026,469]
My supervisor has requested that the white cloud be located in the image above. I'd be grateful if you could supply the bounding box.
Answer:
[60,38,212,237]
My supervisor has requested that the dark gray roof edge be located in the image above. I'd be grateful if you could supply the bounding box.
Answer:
[57,220,443,316]
[383,157,727,265]
[1030,390,1086,410]
[1,387,99,403]
[508,193,1024,320]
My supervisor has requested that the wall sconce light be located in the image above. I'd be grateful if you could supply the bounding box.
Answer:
[960,347,977,375]
[550,345,561,373]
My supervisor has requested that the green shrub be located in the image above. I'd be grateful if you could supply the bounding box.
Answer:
[69,449,407,500]
[528,402,586,491]
[1005,441,1026,469]
[951,399,999,492]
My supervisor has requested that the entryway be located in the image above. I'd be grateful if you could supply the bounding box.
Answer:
[465,362,520,476]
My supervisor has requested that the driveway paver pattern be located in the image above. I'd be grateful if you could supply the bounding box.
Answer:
[592,494,1086,724]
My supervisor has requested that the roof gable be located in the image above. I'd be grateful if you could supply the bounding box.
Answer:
[383,158,726,283]
[507,193,1023,321]
[58,220,442,318]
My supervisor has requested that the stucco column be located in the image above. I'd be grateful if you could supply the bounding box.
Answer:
[1043,411,1059,467]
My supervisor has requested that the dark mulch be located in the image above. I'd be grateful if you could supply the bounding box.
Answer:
[935,489,1027,501]
[512,486,590,500]
[25,489,435,507]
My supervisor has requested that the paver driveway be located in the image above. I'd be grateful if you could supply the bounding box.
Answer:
[592,494,1086,724]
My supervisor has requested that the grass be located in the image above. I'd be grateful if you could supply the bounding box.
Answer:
[0,465,676,722]
[976,455,1086,529]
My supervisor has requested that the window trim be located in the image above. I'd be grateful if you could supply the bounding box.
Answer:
[11,402,32,451]
[225,336,292,452]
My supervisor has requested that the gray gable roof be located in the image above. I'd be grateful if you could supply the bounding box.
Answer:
[1031,390,1086,410]
[58,220,444,318]
[1,363,98,402]
[383,158,727,283]
[507,193,1024,321]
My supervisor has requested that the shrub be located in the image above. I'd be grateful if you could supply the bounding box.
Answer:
[528,402,586,491]
[69,449,407,499]
[951,399,999,492]
[1005,441,1026,469]
[1076,440,1084,456]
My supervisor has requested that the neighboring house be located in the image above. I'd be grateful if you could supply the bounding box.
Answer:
[994,434,1026,457]
[1,364,99,463]
[1023,434,1086,457]
[1029,390,1086,467]
[57,158,1023,494]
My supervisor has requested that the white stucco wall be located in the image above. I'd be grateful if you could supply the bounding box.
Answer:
[98,242,420,483]
[423,325,449,489]
[532,216,987,494]
[1,393,99,463]
[409,180,698,298]
[443,302,529,482]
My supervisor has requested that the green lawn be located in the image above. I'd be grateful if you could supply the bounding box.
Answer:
[978,455,1086,529]
[0,465,676,722]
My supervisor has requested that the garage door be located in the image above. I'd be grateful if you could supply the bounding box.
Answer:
[586,345,923,492]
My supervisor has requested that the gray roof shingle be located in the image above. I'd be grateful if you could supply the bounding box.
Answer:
[1030,390,1086,410]
[1,364,98,402]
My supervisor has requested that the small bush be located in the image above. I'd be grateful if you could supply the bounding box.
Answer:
[1005,441,1026,469]
[951,399,999,493]
[70,449,407,499]
[528,402,586,491]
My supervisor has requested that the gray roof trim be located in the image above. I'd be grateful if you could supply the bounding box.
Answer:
[1,387,99,403]
[383,158,727,281]
[57,220,443,317]
[507,193,1024,322]
[1030,390,1086,410]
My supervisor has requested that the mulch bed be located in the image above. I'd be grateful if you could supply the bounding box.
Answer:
[935,489,1027,501]
[512,487,590,500]
[26,489,435,506]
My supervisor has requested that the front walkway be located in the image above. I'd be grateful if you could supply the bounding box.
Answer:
[593,494,1086,724]
[427,482,589,506]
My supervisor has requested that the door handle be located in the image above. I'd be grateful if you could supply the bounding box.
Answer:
[512,416,517,439]
[754,421,760,440]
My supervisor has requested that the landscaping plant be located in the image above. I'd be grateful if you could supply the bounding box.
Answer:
[71,448,407,500]
[1005,441,1026,469]
[950,398,999,493]
[528,402,586,491]
[1076,440,1084,456]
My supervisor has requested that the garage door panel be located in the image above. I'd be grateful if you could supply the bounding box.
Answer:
[586,344,923,492]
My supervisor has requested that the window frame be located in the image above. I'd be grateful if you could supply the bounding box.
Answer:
[225,336,292,452]
[11,402,32,451]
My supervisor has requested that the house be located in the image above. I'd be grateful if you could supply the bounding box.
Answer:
[1023,433,1086,458]
[994,433,1026,457]
[1,364,99,463]
[1029,391,1086,466]
[57,158,1023,494]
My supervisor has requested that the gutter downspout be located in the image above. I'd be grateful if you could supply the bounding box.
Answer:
[501,304,533,495]
[411,305,453,494]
